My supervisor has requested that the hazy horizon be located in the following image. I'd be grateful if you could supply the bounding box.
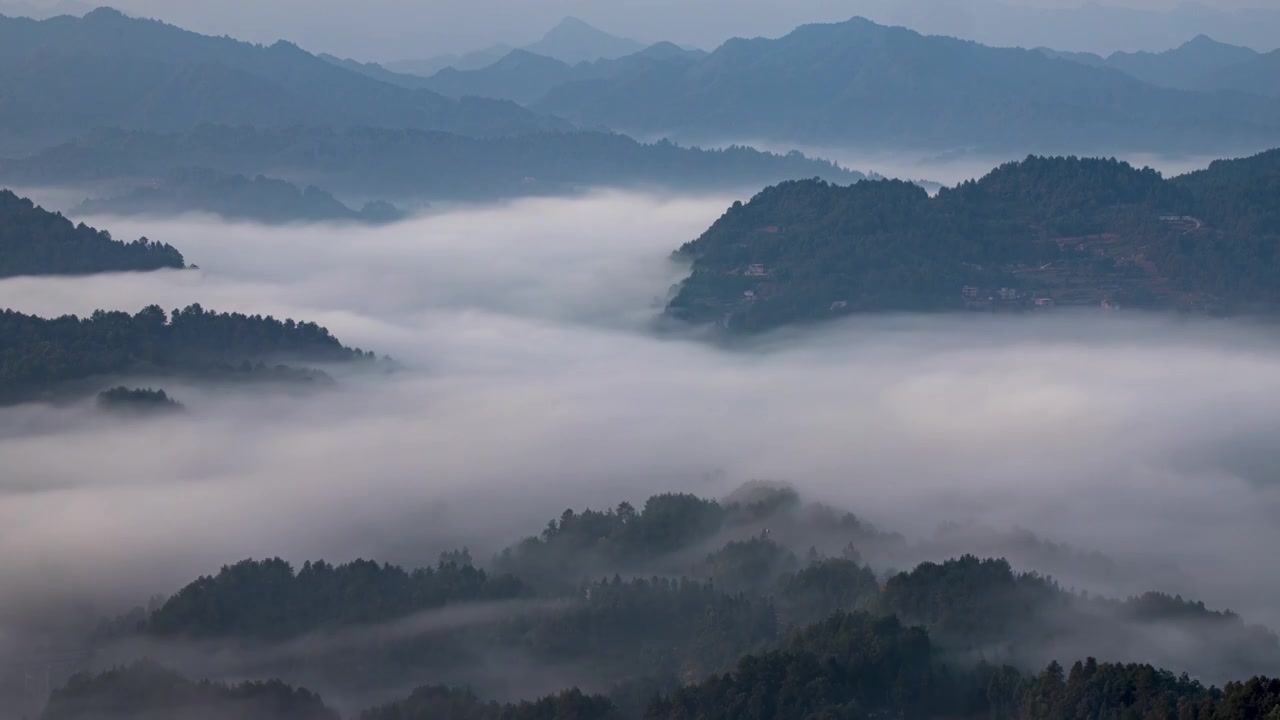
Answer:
[4,0,1278,63]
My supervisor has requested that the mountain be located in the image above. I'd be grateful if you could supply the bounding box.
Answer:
[72,169,404,224]
[0,188,184,277]
[384,44,514,78]
[420,42,706,106]
[666,150,1280,333]
[1200,49,1280,99]
[0,7,562,154]
[535,16,1280,155]
[1103,35,1261,91]
[843,0,1280,56]
[0,304,374,405]
[422,49,577,105]
[316,53,438,90]
[385,16,645,78]
[0,126,865,202]
[1038,35,1278,98]
[523,16,645,65]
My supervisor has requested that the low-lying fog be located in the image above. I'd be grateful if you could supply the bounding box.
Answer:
[3,190,1280,657]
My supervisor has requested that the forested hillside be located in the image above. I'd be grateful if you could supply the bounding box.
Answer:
[0,304,374,404]
[43,662,339,720]
[0,189,184,277]
[667,150,1280,332]
[46,486,1280,719]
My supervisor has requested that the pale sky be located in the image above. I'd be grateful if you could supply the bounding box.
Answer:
[20,0,1280,59]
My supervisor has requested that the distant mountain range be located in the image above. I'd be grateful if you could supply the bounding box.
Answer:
[0,126,865,202]
[0,7,561,154]
[843,0,1280,56]
[417,43,707,106]
[73,169,404,224]
[666,148,1280,333]
[1039,35,1280,99]
[384,17,647,77]
[528,17,1280,155]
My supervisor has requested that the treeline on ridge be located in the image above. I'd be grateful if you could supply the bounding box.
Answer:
[0,189,184,277]
[59,487,1280,719]
[668,149,1280,332]
[0,304,375,404]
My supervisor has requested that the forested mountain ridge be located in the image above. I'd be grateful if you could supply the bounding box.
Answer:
[77,487,1280,705]
[43,662,340,720]
[534,16,1280,154]
[54,486,1280,719]
[72,170,404,224]
[0,189,184,276]
[667,150,1280,333]
[0,304,376,404]
[0,7,561,153]
[0,126,864,201]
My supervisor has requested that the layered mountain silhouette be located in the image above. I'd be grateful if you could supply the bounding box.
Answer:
[0,7,562,153]
[419,42,705,106]
[383,17,645,77]
[0,126,865,201]
[1040,35,1280,98]
[529,17,1280,154]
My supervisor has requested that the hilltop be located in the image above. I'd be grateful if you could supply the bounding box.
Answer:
[667,150,1280,333]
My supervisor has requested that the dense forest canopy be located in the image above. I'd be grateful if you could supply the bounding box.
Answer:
[0,304,375,404]
[0,189,185,277]
[45,485,1280,720]
[667,149,1280,333]
[96,386,183,414]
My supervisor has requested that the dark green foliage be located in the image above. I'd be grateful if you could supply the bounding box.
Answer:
[0,304,371,404]
[875,556,1280,683]
[41,661,339,720]
[0,126,863,202]
[700,537,798,596]
[361,685,619,720]
[877,556,1068,651]
[74,170,404,224]
[1175,149,1280,236]
[776,557,880,626]
[495,494,727,589]
[149,557,526,641]
[501,576,779,685]
[535,16,1280,153]
[96,386,183,413]
[46,489,1280,719]
[669,152,1280,332]
[0,189,184,277]
[649,612,943,720]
